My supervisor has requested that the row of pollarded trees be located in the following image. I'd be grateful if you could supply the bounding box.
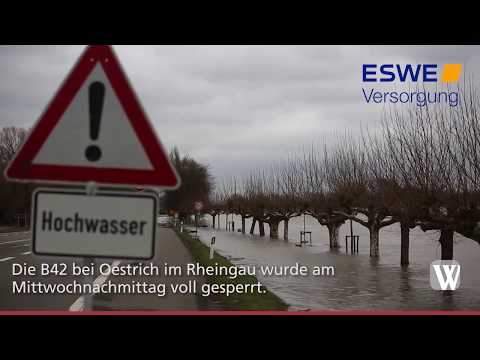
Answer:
[205,84,480,264]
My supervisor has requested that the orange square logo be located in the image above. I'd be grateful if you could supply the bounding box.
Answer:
[441,64,462,83]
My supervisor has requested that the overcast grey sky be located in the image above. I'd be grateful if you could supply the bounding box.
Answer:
[1,45,480,185]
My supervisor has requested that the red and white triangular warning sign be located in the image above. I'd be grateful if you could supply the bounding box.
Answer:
[5,45,180,189]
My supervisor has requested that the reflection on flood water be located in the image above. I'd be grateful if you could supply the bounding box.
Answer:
[196,214,480,310]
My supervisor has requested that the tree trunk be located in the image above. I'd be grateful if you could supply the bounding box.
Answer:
[400,222,410,266]
[212,214,216,229]
[327,222,341,249]
[269,221,279,239]
[241,216,246,234]
[439,229,454,260]
[259,220,265,237]
[250,218,257,235]
[225,213,228,230]
[370,226,380,257]
[283,219,289,241]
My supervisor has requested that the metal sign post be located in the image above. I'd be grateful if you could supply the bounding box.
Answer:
[196,211,199,235]
[194,201,203,239]
[84,182,97,311]
[210,236,216,260]
[304,212,306,234]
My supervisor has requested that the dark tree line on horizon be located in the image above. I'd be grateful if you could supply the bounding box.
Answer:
[161,147,214,219]
[204,84,480,264]
[0,127,32,226]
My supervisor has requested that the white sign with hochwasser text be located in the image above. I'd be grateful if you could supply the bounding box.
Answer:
[32,189,157,260]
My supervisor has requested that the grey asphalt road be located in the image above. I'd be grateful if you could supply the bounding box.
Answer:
[0,227,204,311]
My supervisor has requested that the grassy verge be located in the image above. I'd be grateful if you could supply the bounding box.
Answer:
[175,228,288,311]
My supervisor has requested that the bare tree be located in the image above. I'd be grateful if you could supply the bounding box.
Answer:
[326,134,399,257]
[0,127,27,167]
[300,147,346,248]
[0,127,29,225]
[379,81,480,260]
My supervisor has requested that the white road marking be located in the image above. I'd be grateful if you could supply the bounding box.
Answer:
[0,257,15,263]
[0,239,30,246]
[70,260,122,311]
[12,244,30,249]
[69,296,86,312]
[21,251,32,256]
[0,231,30,237]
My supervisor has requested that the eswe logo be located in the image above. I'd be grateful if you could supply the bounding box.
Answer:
[430,260,461,290]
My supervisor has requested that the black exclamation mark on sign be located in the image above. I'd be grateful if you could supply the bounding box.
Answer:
[85,81,106,162]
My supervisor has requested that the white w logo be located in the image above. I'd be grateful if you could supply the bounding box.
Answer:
[430,261,461,290]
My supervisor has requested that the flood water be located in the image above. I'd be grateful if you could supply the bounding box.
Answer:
[195,214,480,310]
